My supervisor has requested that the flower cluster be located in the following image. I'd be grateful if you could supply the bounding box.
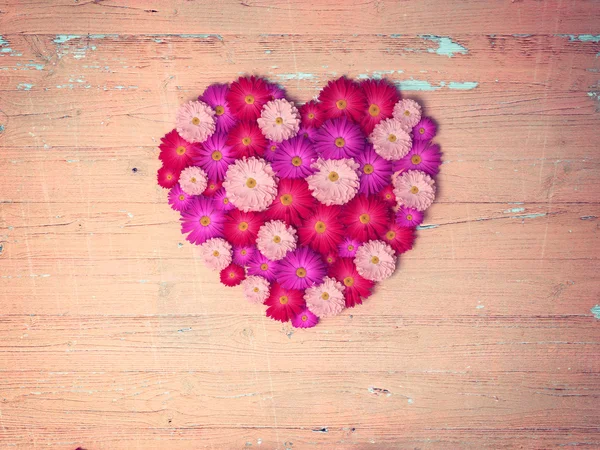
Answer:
[156,76,442,328]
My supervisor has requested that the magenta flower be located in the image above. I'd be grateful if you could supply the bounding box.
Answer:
[313,117,365,160]
[412,117,437,141]
[193,132,235,180]
[278,247,328,290]
[168,183,193,212]
[338,237,361,258]
[356,144,393,195]
[291,307,319,328]
[263,140,280,162]
[272,136,317,179]
[199,84,237,133]
[396,206,424,227]
[180,197,225,245]
[394,140,442,176]
[247,251,280,282]
[232,245,256,266]
[213,188,235,212]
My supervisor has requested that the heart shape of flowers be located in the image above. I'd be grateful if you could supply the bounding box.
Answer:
[156,76,441,328]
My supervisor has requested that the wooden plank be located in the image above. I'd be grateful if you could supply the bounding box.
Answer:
[1,0,599,35]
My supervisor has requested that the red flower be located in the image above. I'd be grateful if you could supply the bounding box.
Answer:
[328,258,374,308]
[298,204,345,255]
[157,165,180,189]
[226,121,267,159]
[226,76,271,121]
[318,77,368,123]
[223,209,264,246]
[380,222,415,255]
[219,263,246,286]
[202,179,223,197]
[340,195,390,242]
[264,283,306,322]
[159,129,201,171]
[378,184,396,207]
[264,178,316,227]
[359,79,400,135]
[299,100,325,128]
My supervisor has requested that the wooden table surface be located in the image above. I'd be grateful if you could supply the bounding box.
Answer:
[1,1,599,448]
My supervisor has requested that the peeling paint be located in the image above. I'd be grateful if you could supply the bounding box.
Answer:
[557,34,600,42]
[357,70,403,80]
[419,35,468,57]
[591,305,600,320]
[275,73,315,81]
[17,83,33,91]
[53,35,81,44]
[448,81,479,90]
[0,35,22,56]
[504,207,525,214]
[512,213,547,220]
[417,224,439,230]
[0,125,4,133]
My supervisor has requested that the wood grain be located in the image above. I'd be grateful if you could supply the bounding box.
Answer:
[0,0,599,448]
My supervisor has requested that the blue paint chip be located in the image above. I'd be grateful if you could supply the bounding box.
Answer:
[448,81,479,90]
[591,305,600,320]
[419,35,468,57]
[53,35,81,44]
[17,83,34,91]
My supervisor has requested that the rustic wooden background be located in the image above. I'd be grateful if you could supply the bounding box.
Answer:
[1,0,599,448]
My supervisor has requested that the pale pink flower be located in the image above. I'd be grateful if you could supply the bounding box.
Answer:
[223,157,278,212]
[179,166,208,195]
[256,220,297,261]
[354,240,396,282]
[304,276,345,318]
[197,237,232,271]
[393,99,422,128]
[393,169,436,211]
[176,100,216,143]
[369,118,412,161]
[306,158,360,206]
[257,99,301,142]
[242,275,271,304]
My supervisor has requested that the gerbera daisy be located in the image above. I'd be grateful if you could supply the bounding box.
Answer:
[264,178,316,227]
[203,179,223,197]
[175,100,216,143]
[223,209,264,246]
[157,165,180,189]
[370,117,412,161]
[380,222,416,255]
[356,144,393,195]
[393,99,422,128]
[299,100,324,128]
[199,83,237,133]
[340,194,390,242]
[257,98,300,142]
[394,140,442,176]
[241,275,271,304]
[297,126,317,142]
[219,263,246,287]
[266,82,286,101]
[306,158,360,206]
[256,220,297,261]
[324,252,337,266]
[263,140,280,162]
[247,251,280,282]
[328,257,374,308]
[396,206,424,228]
[313,117,365,160]
[354,240,396,282]
[213,188,235,211]
[278,247,328,290]
[304,276,345,318]
[338,237,361,258]
[179,166,208,196]
[393,170,436,211]
[232,245,257,266]
[412,117,437,141]
[298,204,345,255]
[360,79,401,135]
[264,283,305,322]
[271,136,317,179]
[378,184,396,206]
[291,307,319,328]
[180,197,225,245]
[223,157,278,212]
[318,76,368,123]
[226,76,271,121]
[168,183,193,212]
[159,129,201,172]
[226,121,267,159]
[197,237,232,271]
[194,132,235,180]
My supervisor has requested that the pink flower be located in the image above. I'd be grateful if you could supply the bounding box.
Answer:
[412,117,437,141]
[369,118,412,161]
[291,307,319,328]
[197,238,232,271]
[304,276,345,318]
[393,99,422,128]
[242,275,271,304]
[256,220,298,261]
[257,99,300,142]
[223,157,278,212]
[306,158,360,206]
[354,240,396,282]
[179,166,208,195]
[393,170,436,211]
[176,100,216,143]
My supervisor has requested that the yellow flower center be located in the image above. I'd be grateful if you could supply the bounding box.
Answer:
[308,113,315,119]
[336,99,347,110]
[260,263,269,271]
[315,221,326,233]
[223,198,229,204]
[209,184,215,190]
[404,110,411,116]
[291,156,302,167]
[280,194,293,206]
[270,144,277,152]
[190,177,197,183]
[178,194,185,201]
[385,193,392,200]
[242,137,252,146]
[215,105,225,116]
[321,292,330,301]
[275,117,284,125]
[386,230,396,240]
[191,117,200,125]
[410,185,419,194]
[328,171,339,182]
[411,155,422,165]
[301,314,308,321]
[229,271,236,278]
[211,150,222,161]
[240,249,247,255]
[388,134,397,143]
[344,276,354,287]
[166,174,173,180]
[246,178,257,189]
[363,164,374,174]
[369,104,380,117]
[406,214,413,221]
[334,137,345,148]
[371,256,380,264]
[347,245,354,251]
[419,127,425,135]
[273,235,281,244]
[200,216,211,226]
[359,214,370,224]
[212,250,220,257]
[279,295,289,305]
[245,95,255,105]
[176,146,186,155]
[238,221,249,231]
[253,287,259,293]
[296,267,307,278]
